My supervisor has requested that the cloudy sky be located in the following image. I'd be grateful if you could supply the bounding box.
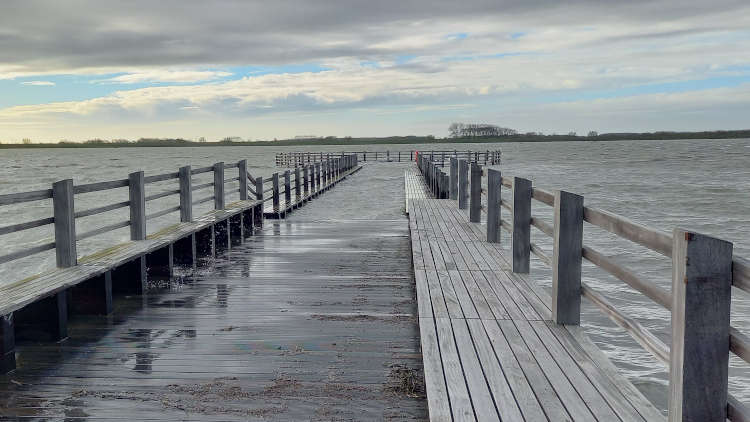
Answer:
[1,0,749,142]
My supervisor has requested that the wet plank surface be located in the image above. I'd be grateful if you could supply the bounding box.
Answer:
[405,168,664,422]
[0,219,427,421]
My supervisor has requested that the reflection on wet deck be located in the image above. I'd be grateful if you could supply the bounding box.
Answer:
[0,220,426,421]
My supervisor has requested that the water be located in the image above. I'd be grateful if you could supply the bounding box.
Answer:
[1,139,749,409]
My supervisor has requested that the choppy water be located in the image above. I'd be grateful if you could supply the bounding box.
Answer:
[1,139,749,410]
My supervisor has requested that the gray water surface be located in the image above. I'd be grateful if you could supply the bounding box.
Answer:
[1,139,749,409]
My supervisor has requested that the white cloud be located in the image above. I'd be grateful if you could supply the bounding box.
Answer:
[98,70,233,84]
[21,81,55,86]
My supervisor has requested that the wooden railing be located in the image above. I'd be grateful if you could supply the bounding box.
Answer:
[275,149,501,167]
[418,154,750,422]
[0,154,358,281]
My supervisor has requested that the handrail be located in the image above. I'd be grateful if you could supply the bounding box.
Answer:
[0,242,56,265]
[74,179,129,194]
[145,189,180,202]
[733,257,750,294]
[581,282,670,364]
[192,182,213,191]
[146,205,181,221]
[584,206,672,257]
[0,217,55,236]
[192,195,214,206]
[75,201,131,219]
[144,171,179,184]
[77,220,131,241]
[0,189,52,206]
[191,166,213,175]
[531,187,554,206]
[582,245,671,309]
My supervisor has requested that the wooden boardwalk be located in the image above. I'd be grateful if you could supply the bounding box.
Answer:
[405,174,665,421]
[0,219,426,420]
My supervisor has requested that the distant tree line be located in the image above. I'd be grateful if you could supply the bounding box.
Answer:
[449,123,518,138]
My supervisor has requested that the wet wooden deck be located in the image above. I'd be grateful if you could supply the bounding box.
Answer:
[405,172,664,421]
[0,219,427,420]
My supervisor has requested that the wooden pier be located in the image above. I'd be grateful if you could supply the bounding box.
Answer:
[0,150,748,421]
[275,149,501,167]
[0,154,359,376]
[411,154,750,421]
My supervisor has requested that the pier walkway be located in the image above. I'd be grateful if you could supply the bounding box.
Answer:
[406,196,663,421]
[0,164,426,420]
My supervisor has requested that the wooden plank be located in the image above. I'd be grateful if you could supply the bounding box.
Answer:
[498,320,572,421]
[451,319,500,421]
[524,320,619,421]
[435,317,475,421]
[425,270,449,319]
[437,271,464,319]
[481,319,550,421]
[414,270,433,319]
[420,317,452,421]
[465,319,525,422]
[471,272,511,320]
[457,271,495,320]
[542,322,648,422]
[447,270,479,319]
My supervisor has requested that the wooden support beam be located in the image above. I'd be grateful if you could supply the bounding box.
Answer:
[179,166,192,222]
[71,271,113,315]
[16,291,68,341]
[229,213,243,244]
[512,177,532,273]
[303,166,309,196]
[294,167,301,202]
[469,162,482,223]
[213,162,225,210]
[112,256,147,294]
[284,170,291,208]
[53,179,77,267]
[486,169,501,243]
[146,244,173,280]
[272,172,280,211]
[173,233,196,269]
[254,177,263,227]
[552,190,584,325]
[458,159,469,209]
[449,157,458,200]
[238,160,248,201]
[1,314,16,373]
[214,220,230,252]
[669,229,732,422]
[129,171,146,240]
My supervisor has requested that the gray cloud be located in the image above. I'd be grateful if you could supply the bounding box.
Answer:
[1,0,749,73]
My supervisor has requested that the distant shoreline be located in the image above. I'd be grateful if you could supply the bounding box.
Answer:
[2,130,748,149]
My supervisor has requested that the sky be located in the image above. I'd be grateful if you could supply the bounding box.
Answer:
[1,0,749,142]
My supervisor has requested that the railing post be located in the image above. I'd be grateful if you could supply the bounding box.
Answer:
[316,163,321,189]
[551,190,583,325]
[128,171,146,241]
[213,162,225,210]
[1,314,15,373]
[398,151,401,162]
[179,166,193,222]
[303,165,309,196]
[254,176,263,227]
[53,179,77,267]
[449,157,458,200]
[511,177,532,273]
[458,159,469,209]
[284,170,291,207]
[668,229,732,422]
[272,172,280,210]
[486,169,501,242]
[294,167,302,201]
[469,163,482,222]
[238,160,248,201]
